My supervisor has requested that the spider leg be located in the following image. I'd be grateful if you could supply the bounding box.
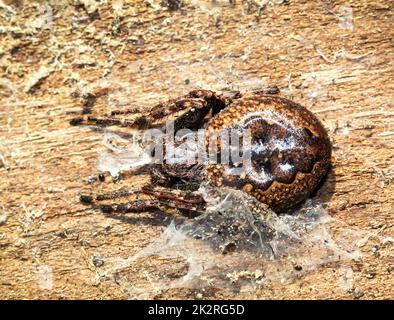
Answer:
[110,107,143,116]
[79,189,138,204]
[111,97,210,129]
[142,186,206,212]
[80,188,161,213]
[70,115,148,128]
[70,94,214,130]
[100,200,160,214]
[70,90,230,131]
[110,89,215,117]
[69,98,208,130]
[218,85,280,106]
[80,185,206,215]
[243,85,280,99]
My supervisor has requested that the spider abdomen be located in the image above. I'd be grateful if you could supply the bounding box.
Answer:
[205,95,331,212]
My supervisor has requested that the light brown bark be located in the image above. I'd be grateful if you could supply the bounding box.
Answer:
[0,0,393,299]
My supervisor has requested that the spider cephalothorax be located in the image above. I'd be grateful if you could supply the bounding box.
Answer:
[71,86,331,215]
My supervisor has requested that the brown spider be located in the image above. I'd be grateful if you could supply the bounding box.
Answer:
[71,86,331,216]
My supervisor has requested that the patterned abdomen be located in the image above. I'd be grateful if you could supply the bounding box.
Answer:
[205,95,331,212]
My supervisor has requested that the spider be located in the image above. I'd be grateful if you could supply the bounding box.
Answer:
[71,86,331,216]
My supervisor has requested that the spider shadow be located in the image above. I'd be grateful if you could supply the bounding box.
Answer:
[282,164,336,215]
[308,164,336,213]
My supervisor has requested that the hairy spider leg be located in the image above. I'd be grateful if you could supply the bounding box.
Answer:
[109,90,216,116]
[248,85,280,96]
[70,98,210,130]
[69,88,236,130]
[80,186,206,215]
[99,200,160,214]
[79,188,160,213]
[70,92,217,130]
[218,85,280,105]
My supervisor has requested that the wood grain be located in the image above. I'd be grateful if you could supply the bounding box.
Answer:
[0,0,393,299]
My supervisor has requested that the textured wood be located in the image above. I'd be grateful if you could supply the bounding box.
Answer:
[0,0,393,299]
